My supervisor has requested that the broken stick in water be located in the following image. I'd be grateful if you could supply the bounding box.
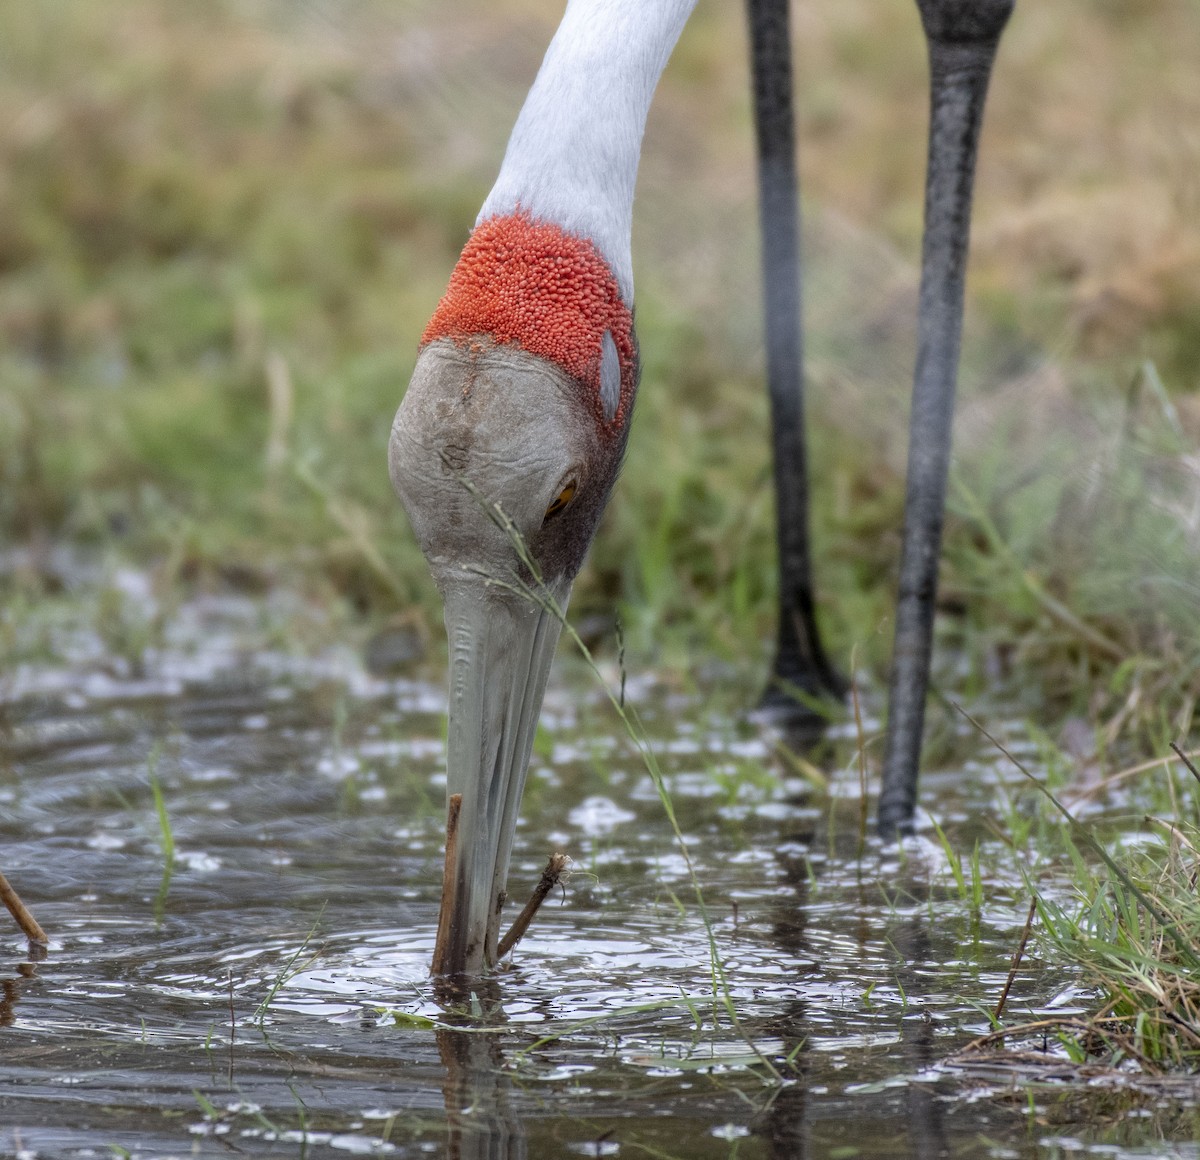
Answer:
[993,896,1038,1021]
[0,868,48,946]
[430,793,463,977]
[497,852,569,961]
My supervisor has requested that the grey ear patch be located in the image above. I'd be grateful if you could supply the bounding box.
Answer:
[599,331,621,423]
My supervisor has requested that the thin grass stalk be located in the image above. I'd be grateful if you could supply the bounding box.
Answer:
[849,645,868,857]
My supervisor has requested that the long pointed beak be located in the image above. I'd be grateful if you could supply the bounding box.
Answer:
[431,576,569,977]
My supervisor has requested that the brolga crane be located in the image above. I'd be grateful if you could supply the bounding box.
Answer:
[390,0,1013,977]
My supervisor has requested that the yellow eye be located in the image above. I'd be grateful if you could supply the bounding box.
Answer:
[543,481,577,523]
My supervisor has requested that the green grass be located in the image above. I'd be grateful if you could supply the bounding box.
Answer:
[147,748,175,867]
[951,717,1200,1076]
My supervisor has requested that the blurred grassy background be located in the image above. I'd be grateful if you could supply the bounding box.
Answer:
[1,0,1197,750]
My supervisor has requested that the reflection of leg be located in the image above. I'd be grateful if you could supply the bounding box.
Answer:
[437,1028,527,1160]
[902,1015,949,1160]
[757,1067,809,1160]
[755,846,812,1156]
[890,916,949,1159]
[747,0,844,725]
[878,0,1014,836]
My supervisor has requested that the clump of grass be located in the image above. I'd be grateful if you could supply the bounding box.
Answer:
[934,358,1200,761]
[1032,752,1200,1073]
[965,726,1200,1076]
[1052,864,1199,1071]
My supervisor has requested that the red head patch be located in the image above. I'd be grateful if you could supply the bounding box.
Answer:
[421,212,637,433]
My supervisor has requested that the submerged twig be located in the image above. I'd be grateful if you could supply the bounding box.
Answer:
[993,897,1037,1021]
[962,1015,1108,1052]
[497,852,569,960]
[0,869,47,946]
[431,794,463,977]
[957,1015,1164,1075]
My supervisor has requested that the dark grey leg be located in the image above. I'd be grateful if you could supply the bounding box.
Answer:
[747,0,844,721]
[877,0,1014,836]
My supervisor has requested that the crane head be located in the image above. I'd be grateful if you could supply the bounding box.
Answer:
[389,213,637,977]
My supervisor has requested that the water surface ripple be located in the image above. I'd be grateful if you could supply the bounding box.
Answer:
[1,597,1195,1158]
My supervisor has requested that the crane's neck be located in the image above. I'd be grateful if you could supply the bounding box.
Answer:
[478,0,696,304]
[421,0,694,433]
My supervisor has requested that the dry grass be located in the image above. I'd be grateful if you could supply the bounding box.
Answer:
[5,0,1195,376]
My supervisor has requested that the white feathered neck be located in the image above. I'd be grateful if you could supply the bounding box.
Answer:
[478,0,696,304]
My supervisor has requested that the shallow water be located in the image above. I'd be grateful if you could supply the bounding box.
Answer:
[1,589,1198,1159]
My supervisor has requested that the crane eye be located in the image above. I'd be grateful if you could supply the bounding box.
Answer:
[543,481,577,524]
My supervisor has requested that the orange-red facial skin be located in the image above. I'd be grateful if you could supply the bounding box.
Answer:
[421,213,637,434]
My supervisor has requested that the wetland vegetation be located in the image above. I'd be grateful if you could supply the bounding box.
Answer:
[1,0,1199,1155]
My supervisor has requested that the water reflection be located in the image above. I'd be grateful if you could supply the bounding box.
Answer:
[752,826,976,1158]
[1,590,1193,1157]
[0,950,42,1028]
[893,913,955,1158]
[438,1028,525,1160]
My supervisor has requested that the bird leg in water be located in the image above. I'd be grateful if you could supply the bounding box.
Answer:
[747,0,845,720]
[878,0,1014,837]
